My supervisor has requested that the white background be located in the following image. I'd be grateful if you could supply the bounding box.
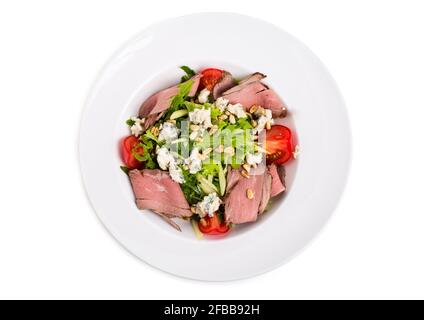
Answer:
[0,0,423,300]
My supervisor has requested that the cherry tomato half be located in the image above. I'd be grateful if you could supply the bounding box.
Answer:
[265,125,294,165]
[121,135,144,169]
[198,213,230,235]
[200,68,224,91]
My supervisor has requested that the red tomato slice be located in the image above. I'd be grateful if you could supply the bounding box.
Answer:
[200,68,224,91]
[121,135,144,169]
[265,125,294,165]
[198,213,230,235]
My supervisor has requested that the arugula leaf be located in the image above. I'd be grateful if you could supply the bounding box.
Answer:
[165,79,194,119]
[181,170,205,205]
[180,65,196,82]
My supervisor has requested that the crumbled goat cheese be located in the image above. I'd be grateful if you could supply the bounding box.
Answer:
[158,122,179,143]
[215,97,229,111]
[227,103,247,118]
[197,193,222,218]
[246,153,263,166]
[189,108,212,129]
[169,163,185,184]
[130,117,144,137]
[156,147,175,171]
[185,148,202,174]
[198,88,210,104]
[157,147,185,183]
[254,109,274,134]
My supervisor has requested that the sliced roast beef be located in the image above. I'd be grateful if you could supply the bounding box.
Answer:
[221,72,287,117]
[222,81,268,106]
[138,74,202,130]
[129,169,192,218]
[239,72,266,85]
[268,164,286,197]
[212,71,235,99]
[223,72,267,95]
[224,167,272,224]
[153,211,182,232]
[258,171,272,214]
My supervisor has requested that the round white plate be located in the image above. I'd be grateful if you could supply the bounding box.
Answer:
[79,13,351,281]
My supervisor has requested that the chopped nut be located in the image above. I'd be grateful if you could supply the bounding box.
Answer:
[195,136,204,143]
[215,145,224,153]
[251,119,258,127]
[224,146,235,155]
[219,114,228,121]
[199,218,207,227]
[140,118,146,124]
[150,126,159,136]
[225,111,231,116]
[191,206,197,214]
[256,106,265,116]
[190,124,200,131]
[265,121,272,130]
[229,114,236,124]
[241,170,250,179]
[242,163,251,173]
[209,125,218,135]
[189,131,198,140]
[203,147,213,155]
[246,188,254,199]
[249,105,258,113]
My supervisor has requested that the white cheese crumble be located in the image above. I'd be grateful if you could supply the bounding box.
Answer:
[130,117,144,137]
[184,148,202,174]
[198,88,210,104]
[246,153,263,166]
[169,164,185,184]
[156,147,175,171]
[215,97,229,111]
[196,193,222,218]
[158,122,179,143]
[254,109,274,134]
[156,147,185,183]
[227,103,247,118]
[189,108,212,129]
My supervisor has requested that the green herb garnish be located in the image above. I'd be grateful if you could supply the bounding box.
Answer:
[180,65,196,82]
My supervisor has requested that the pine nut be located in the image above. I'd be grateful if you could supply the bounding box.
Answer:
[249,105,258,113]
[203,147,213,155]
[265,121,272,130]
[215,145,224,153]
[150,127,159,136]
[242,163,251,173]
[246,188,254,199]
[224,146,235,155]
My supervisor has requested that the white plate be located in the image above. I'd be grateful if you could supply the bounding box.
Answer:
[79,13,351,281]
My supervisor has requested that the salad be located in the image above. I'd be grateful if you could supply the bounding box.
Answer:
[120,66,297,238]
